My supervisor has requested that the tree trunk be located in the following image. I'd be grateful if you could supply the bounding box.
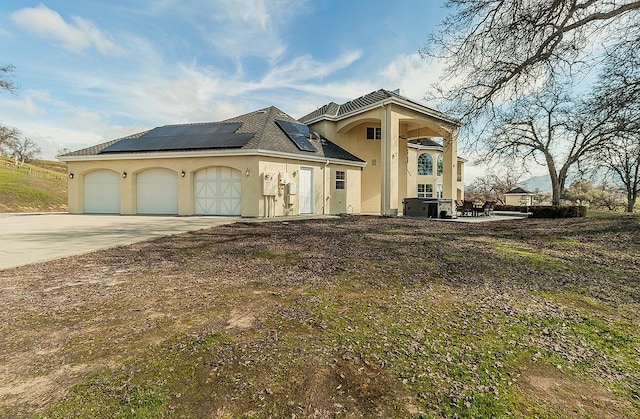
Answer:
[544,151,562,206]
[627,193,636,213]
[556,167,569,207]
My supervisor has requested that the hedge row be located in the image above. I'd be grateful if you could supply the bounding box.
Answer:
[529,205,587,218]
[495,205,527,212]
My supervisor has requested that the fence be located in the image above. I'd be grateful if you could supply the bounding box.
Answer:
[3,162,65,181]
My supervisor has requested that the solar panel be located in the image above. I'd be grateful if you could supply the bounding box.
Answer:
[99,122,254,153]
[275,120,317,152]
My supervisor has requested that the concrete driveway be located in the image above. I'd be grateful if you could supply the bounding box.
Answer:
[0,213,239,270]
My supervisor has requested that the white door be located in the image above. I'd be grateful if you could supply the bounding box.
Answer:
[194,167,242,215]
[298,167,313,214]
[136,168,178,214]
[84,170,121,214]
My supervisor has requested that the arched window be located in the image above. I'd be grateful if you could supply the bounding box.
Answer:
[418,153,433,175]
[437,154,443,176]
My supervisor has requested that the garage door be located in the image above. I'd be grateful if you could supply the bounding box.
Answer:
[136,168,178,214]
[194,167,241,215]
[84,170,121,214]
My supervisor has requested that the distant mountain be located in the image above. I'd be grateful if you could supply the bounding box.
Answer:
[519,172,579,193]
[519,175,552,193]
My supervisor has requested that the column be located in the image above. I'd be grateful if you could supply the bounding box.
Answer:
[442,127,458,201]
[381,107,400,216]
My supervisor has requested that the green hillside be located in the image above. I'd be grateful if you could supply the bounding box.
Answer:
[0,156,68,212]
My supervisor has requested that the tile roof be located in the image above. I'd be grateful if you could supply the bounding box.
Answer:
[59,106,364,164]
[408,138,443,148]
[299,89,460,125]
[61,131,149,157]
[506,187,532,194]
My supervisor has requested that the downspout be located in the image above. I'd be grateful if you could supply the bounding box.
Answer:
[323,160,329,215]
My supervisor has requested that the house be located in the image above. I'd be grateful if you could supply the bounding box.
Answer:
[504,187,534,206]
[59,89,464,217]
[300,89,464,215]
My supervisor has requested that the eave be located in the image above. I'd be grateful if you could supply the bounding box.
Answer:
[303,96,462,127]
[59,148,367,168]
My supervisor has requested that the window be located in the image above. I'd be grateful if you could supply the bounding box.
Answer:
[418,153,433,175]
[437,154,443,176]
[335,170,345,190]
[418,184,433,198]
[366,127,381,140]
[437,184,443,198]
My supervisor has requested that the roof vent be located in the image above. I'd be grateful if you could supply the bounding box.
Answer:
[392,88,400,95]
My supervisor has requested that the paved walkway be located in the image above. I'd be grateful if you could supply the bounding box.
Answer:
[0,212,528,270]
[0,213,239,270]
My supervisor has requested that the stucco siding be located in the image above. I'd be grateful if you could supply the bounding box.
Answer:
[68,155,362,217]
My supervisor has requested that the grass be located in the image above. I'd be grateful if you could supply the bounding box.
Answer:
[0,156,67,212]
[1,214,638,418]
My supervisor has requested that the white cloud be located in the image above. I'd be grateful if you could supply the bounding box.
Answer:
[258,50,363,88]
[10,4,123,55]
[379,52,450,106]
[0,93,43,116]
[185,0,309,61]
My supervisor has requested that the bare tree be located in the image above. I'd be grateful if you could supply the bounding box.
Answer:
[486,80,612,205]
[1,65,19,158]
[531,188,552,205]
[8,137,41,165]
[593,22,640,116]
[0,125,21,156]
[587,24,640,212]
[56,147,72,157]
[602,135,640,212]
[423,0,640,126]
[1,64,15,93]
[464,170,521,204]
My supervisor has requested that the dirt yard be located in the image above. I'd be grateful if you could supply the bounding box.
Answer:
[1,214,638,418]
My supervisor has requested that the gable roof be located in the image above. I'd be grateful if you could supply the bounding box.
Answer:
[59,106,364,164]
[299,89,461,126]
[505,187,532,194]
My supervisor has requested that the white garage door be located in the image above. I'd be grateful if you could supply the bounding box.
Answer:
[194,167,241,215]
[84,170,121,214]
[136,168,178,214]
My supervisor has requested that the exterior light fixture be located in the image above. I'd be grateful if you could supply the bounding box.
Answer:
[68,173,74,179]
[244,168,251,177]
[180,170,186,177]
[122,172,127,178]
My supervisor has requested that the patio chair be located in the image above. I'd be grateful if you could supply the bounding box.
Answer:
[461,200,475,216]
[488,201,497,216]
[479,201,497,216]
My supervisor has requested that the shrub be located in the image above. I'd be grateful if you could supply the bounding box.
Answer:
[495,205,525,212]
[529,205,587,218]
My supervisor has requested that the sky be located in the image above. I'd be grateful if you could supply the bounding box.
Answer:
[1,1,497,180]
